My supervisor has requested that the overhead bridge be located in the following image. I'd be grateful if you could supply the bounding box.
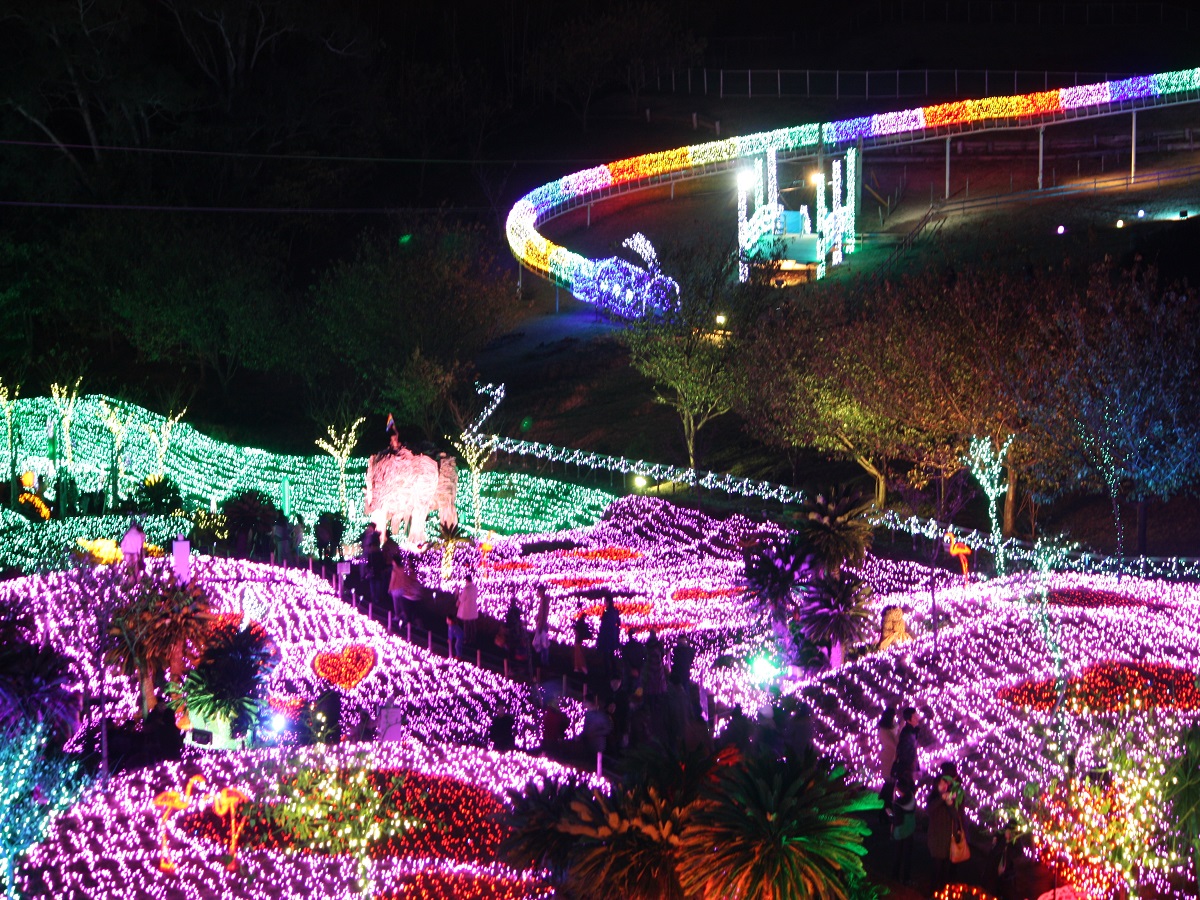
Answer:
[506,67,1200,315]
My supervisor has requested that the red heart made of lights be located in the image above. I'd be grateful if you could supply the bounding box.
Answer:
[312,645,377,689]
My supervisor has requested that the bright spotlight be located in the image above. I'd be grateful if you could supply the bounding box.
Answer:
[633,475,647,489]
[1116,219,1124,228]
[715,313,727,326]
[1138,209,1146,218]
[1056,225,1066,235]
[737,170,757,192]
[270,713,287,732]
[810,172,824,186]
[750,655,780,682]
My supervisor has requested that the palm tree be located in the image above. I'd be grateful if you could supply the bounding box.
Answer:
[743,534,816,665]
[796,573,873,668]
[793,485,875,577]
[677,749,879,900]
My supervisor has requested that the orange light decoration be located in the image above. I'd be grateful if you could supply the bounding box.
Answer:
[152,773,206,873]
[18,491,50,520]
[311,644,377,689]
[212,786,250,870]
[946,531,972,585]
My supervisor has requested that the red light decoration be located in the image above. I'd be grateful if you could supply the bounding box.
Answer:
[378,870,553,900]
[565,546,641,562]
[311,644,378,689]
[933,886,999,900]
[998,661,1200,713]
[671,587,742,602]
[576,600,654,619]
[184,769,509,864]
[549,577,608,590]
[1045,587,1151,609]
[482,560,534,573]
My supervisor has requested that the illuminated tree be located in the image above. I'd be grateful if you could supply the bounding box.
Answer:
[140,407,188,477]
[1037,265,1200,556]
[445,382,504,537]
[315,417,365,521]
[623,240,764,470]
[0,722,89,900]
[49,377,82,470]
[98,398,135,508]
[964,434,1015,574]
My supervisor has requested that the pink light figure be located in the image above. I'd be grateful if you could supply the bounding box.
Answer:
[946,532,972,586]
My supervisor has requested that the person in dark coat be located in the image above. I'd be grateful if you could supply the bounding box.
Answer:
[927,764,967,895]
[892,707,921,795]
[990,819,1020,900]
[596,596,621,677]
[890,788,917,885]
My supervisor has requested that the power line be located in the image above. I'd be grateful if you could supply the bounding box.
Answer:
[0,138,611,167]
[0,199,494,214]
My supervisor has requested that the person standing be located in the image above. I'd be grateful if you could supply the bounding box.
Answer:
[890,788,917,886]
[457,573,479,644]
[927,764,968,895]
[877,705,901,819]
[892,707,921,795]
[291,514,306,563]
[446,615,465,659]
[597,596,621,678]
[572,611,592,675]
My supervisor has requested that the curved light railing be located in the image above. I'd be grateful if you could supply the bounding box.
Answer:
[507,67,1200,315]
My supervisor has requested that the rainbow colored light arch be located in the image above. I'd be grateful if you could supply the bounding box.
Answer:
[506,67,1200,314]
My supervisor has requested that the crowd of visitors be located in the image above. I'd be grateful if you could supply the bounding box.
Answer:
[875,702,1025,898]
[335,529,1032,899]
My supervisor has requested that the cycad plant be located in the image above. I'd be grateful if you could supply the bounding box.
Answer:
[0,641,80,747]
[793,485,875,576]
[500,775,592,884]
[677,749,879,900]
[560,785,691,900]
[133,474,183,515]
[744,534,816,665]
[796,573,874,668]
[174,621,279,741]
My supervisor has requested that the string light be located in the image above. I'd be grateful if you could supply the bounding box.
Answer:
[508,66,1200,306]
